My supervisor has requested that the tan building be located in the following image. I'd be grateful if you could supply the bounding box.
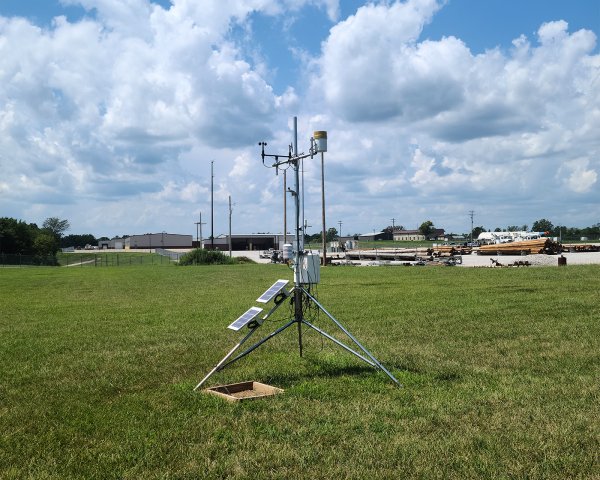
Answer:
[393,229,445,241]
[393,230,425,241]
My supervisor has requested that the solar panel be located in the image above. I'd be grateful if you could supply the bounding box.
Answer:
[227,306,263,331]
[256,279,289,303]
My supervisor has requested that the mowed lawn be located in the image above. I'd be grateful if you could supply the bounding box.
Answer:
[0,264,598,479]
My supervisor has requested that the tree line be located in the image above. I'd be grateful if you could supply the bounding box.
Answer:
[310,218,599,243]
[305,221,438,243]
[0,217,98,258]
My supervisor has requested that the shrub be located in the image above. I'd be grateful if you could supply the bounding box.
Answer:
[233,256,255,264]
[177,249,255,266]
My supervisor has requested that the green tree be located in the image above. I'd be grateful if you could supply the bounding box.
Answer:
[383,225,404,240]
[33,232,58,257]
[61,234,97,248]
[0,217,38,254]
[471,226,486,240]
[419,220,434,238]
[43,217,70,239]
[532,218,553,232]
[325,227,338,242]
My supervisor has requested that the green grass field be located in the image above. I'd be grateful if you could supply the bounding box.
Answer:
[1,264,598,479]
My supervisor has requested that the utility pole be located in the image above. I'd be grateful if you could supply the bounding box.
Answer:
[195,212,206,249]
[211,160,214,249]
[469,210,475,243]
[228,195,233,257]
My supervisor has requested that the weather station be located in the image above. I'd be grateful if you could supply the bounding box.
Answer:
[194,118,400,393]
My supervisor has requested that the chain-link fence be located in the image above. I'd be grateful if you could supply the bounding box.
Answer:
[0,252,181,267]
[0,254,58,267]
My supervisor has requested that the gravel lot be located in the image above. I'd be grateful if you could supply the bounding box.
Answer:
[458,251,600,267]
[230,248,600,267]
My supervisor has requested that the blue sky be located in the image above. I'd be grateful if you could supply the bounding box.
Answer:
[4,1,597,94]
[0,0,599,238]
[422,0,599,52]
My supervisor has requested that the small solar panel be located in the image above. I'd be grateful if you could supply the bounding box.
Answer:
[227,306,263,331]
[256,279,289,303]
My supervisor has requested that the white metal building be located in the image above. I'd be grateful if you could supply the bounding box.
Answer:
[126,233,192,249]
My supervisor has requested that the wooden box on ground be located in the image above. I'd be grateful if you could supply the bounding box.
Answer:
[204,381,284,402]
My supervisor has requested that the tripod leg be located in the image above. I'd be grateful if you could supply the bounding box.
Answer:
[220,319,296,369]
[297,320,303,357]
[303,288,401,386]
[293,286,303,357]
[193,326,259,391]
[301,319,376,367]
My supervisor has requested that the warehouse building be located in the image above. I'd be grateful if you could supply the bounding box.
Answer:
[98,233,192,250]
[202,233,286,251]
[126,233,192,249]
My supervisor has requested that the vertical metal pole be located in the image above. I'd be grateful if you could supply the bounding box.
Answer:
[211,161,214,250]
[228,195,232,257]
[294,117,305,251]
[293,118,301,287]
[293,117,298,160]
[469,210,474,244]
[301,160,305,251]
[283,170,287,246]
[293,117,303,356]
[321,151,327,266]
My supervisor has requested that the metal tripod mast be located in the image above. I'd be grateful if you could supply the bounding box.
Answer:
[194,118,400,390]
